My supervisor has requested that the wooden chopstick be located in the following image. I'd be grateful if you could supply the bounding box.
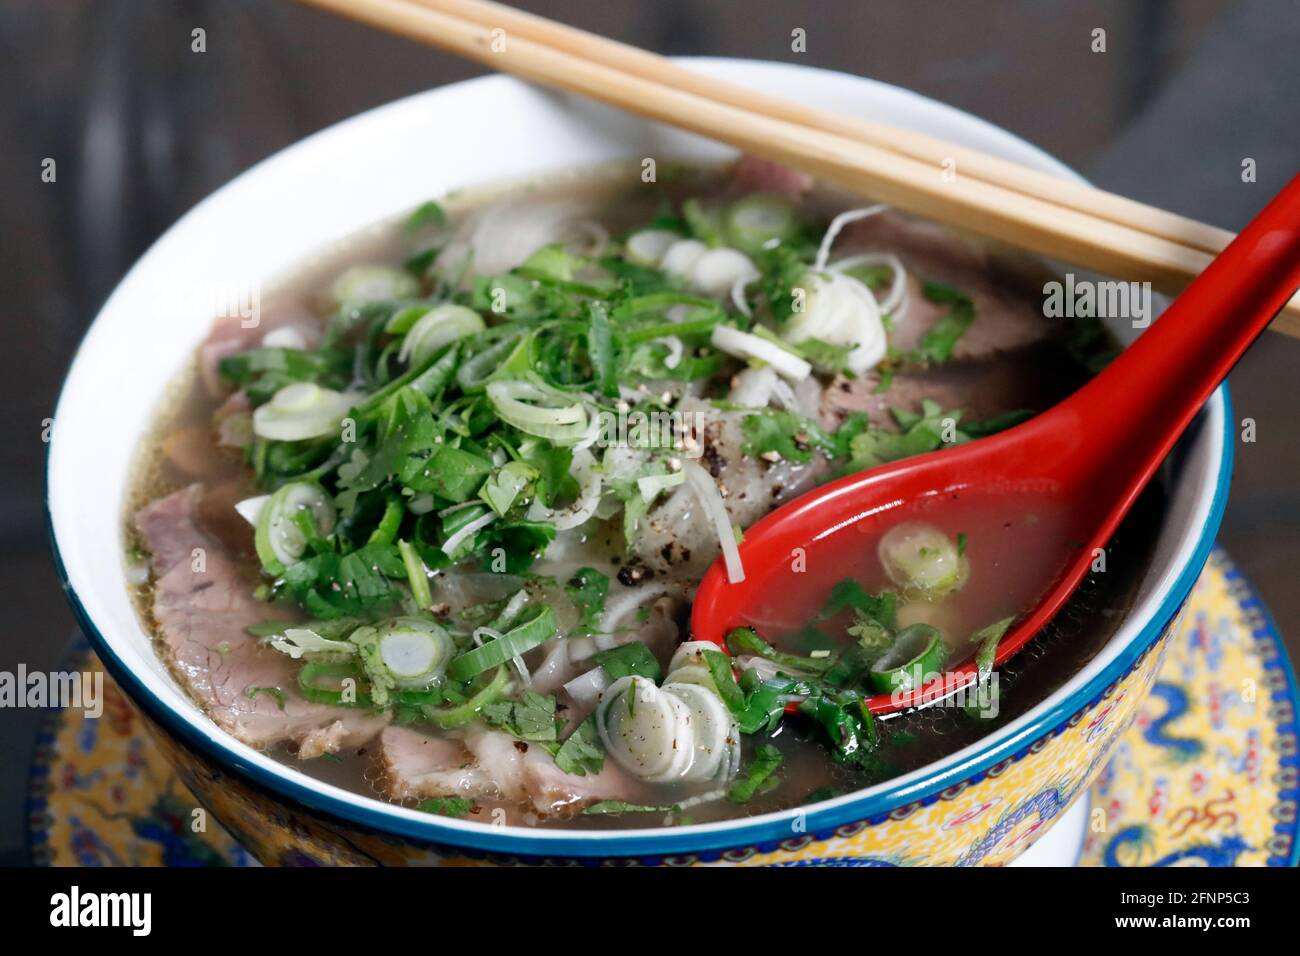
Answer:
[297,0,1300,337]
[417,0,1234,257]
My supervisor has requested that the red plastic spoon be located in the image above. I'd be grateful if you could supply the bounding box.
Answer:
[692,173,1300,715]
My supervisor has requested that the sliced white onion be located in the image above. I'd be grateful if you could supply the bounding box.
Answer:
[526,447,601,530]
[486,379,590,444]
[661,663,715,691]
[727,366,778,408]
[398,303,485,366]
[595,674,739,785]
[407,493,435,515]
[769,376,799,411]
[783,271,887,375]
[673,786,731,811]
[688,248,759,297]
[570,407,604,451]
[575,219,610,258]
[828,252,909,317]
[625,229,680,266]
[662,335,684,370]
[659,239,709,278]
[495,589,531,630]
[441,510,497,557]
[595,676,696,783]
[563,666,612,709]
[734,654,817,681]
[253,383,355,442]
[437,198,590,278]
[668,640,725,674]
[813,204,888,272]
[682,461,745,584]
[660,680,738,782]
[730,274,755,318]
[598,582,671,635]
[234,494,270,527]
[331,264,419,304]
[710,325,812,382]
[261,325,310,350]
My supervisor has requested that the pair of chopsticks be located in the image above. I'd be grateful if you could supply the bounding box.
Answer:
[298,0,1300,338]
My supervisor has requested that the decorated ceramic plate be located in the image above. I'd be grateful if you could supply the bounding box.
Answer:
[26,549,1297,867]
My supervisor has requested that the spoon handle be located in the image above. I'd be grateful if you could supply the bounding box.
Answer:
[1061,173,1300,480]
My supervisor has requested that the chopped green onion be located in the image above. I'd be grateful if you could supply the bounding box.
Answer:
[397,539,433,610]
[446,606,557,681]
[728,743,783,803]
[252,382,355,442]
[254,481,335,571]
[594,642,662,682]
[723,193,798,254]
[867,623,947,694]
[422,666,510,728]
[398,303,485,366]
[486,378,590,443]
[331,264,418,305]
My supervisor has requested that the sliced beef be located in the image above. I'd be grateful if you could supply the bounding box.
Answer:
[520,745,635,815]
[379,726,631,815]
[468,730,633,815]
[836,211,1053,362]
[730,155,815,199]
[135,485,389,753]
[822,343,1089,431]
[378,726,494,800]
[198,303,321,398]
[214,390,252,449]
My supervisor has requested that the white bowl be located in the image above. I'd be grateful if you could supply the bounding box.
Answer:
[47,59,1229,865]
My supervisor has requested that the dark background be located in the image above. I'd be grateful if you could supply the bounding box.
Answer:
[1,0,1296,864]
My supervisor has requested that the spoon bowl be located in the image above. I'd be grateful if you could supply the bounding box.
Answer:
[693,173,1300,715]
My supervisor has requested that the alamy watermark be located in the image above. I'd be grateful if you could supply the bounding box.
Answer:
[0,665,103,717]
[1043,273,1153,328]
[890,668,1000,719]
[589,406,709,458]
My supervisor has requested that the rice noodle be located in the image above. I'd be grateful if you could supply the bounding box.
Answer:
[682,461,745,584]
[768,376,799,411]
[727,366,778,408]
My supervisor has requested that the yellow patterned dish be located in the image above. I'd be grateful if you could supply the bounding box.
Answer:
[1078,552,1298,867]
[34,552,1293,867]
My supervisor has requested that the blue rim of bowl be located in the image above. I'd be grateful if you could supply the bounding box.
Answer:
[44,386,1234,860]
